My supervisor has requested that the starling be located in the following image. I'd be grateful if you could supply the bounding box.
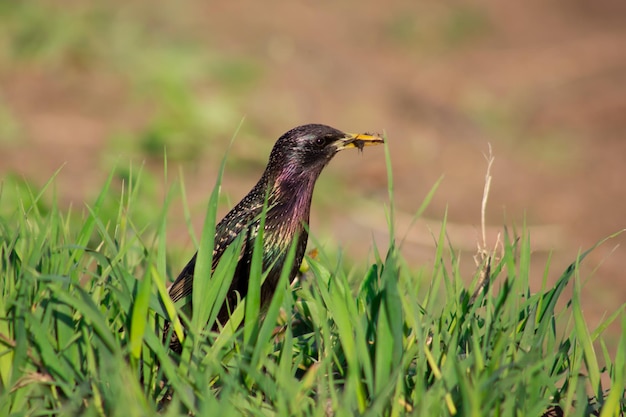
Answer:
[166,124,383,350]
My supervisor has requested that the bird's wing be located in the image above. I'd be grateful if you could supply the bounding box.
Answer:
[167,201,264,304]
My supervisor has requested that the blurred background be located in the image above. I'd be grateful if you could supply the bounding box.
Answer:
[0,1,624,344]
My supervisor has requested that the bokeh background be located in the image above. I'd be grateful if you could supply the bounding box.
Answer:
[1,1,624,345]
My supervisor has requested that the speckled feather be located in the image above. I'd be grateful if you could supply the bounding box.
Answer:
[165,124,382,351]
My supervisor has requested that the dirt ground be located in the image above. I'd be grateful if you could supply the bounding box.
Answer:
[1,1,625,344]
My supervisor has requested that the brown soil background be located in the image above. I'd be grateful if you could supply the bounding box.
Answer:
[1,1,625,346]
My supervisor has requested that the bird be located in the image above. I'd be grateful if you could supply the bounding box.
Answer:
[165,124,383,351]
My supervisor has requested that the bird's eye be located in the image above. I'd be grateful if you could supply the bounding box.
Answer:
[314,137,325,147]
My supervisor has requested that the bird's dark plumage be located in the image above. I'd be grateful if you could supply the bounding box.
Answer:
[166,124,383,351]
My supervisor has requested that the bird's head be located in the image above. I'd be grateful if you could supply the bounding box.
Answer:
[266,124,384,182]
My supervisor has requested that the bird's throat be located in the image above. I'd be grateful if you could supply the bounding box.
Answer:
[275,173,316,218]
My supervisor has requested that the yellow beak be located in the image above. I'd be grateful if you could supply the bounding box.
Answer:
[336,132,385,151]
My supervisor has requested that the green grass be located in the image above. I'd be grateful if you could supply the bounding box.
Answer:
[0,146,625,417]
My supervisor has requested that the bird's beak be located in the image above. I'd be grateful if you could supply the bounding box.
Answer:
[335,132,385,152]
